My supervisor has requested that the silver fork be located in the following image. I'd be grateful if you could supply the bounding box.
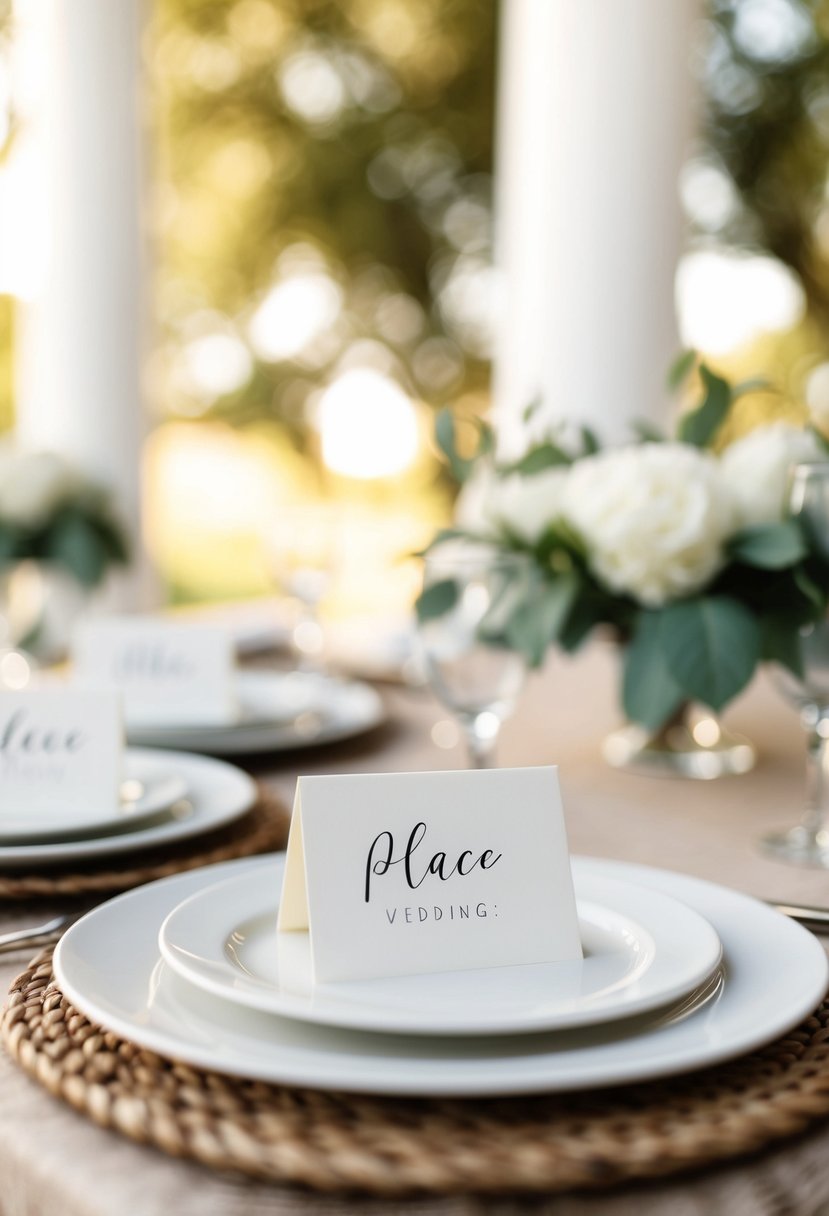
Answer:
[0,911,87,954]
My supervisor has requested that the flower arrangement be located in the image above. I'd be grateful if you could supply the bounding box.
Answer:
[417,355,829,733]
[0,445,129,588]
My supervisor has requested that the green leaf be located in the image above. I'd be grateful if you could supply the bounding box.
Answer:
[415,578,459,623]
[503,574,579,667]
[728,521,807,570]
[500,442,570,477]
[474,419,495,459]
[677,365,732,448]
[660,596,760,711]
[536,517,588,565]
[794,565,825,609]
[44,512,110,587]
[622,611,685,731]
[522,398,541,425]
[667,348,697,390]
[732,376,771,397]
[0,524,22,563]
[579,426,601,456]
[434,410,473,483]
[761,614,805,680]
[630,419,667,444]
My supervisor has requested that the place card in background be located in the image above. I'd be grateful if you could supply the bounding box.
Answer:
[0,688,122,816]
[278,766,581,983]
[72,619,237,727]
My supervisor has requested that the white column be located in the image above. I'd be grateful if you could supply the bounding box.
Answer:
[493,0,698,450]
[12,0,150,605]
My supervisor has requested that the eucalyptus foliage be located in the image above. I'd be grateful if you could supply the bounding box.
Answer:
[417,355,829,731]
[0,489,129,588]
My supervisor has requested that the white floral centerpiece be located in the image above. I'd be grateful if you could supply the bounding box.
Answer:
[0,444,128,586]
[417,356,829,751]
[0,444,129,652]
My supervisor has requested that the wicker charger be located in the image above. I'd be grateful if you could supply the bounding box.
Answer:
[0,785,290,899]
[3,952,829,1197]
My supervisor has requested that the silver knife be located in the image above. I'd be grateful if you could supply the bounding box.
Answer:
[770,902,829,932]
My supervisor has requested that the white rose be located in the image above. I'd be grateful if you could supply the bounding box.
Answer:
[560,443,731,607]
[456,465,568,545]
[719,422,826,529]
[0,450,77,527]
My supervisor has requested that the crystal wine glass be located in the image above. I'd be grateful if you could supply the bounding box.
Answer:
[418,545,531,768]
[764,461,829,865]
[265,505,336,672]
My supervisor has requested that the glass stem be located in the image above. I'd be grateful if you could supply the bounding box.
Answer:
[802,706,829,841]
[461,714,498,769]
[292,600,324,674]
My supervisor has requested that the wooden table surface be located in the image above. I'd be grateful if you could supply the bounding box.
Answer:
[2,643,829,1216]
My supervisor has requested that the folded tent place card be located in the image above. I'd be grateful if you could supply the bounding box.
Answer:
[278,766,581,983]
[72,618,237,727]
[0,688,122,818]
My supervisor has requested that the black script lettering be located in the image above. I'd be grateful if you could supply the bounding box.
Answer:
[365,830,394,902]
[363,821,503,902]
[403,822,428,890]
[0,709,87,757]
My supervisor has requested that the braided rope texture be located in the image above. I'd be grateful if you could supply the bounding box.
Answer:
[0,787,290,898]
[3,953,829,1197]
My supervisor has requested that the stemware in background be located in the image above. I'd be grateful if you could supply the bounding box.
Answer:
[417,545,531,768]
[764,461,829,865]
[0,573,35,691]
[264,505,336,673]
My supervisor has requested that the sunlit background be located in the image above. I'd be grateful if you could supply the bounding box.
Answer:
[2,0,829,617]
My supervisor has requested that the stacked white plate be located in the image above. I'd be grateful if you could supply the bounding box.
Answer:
[125,671,386,755]
[0,750,257,869]
[53,853,829,1096]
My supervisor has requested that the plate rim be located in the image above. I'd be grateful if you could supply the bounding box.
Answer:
[52,854,829,1096]
[126,671,386,754]
[158,858,723,1035]
[0,759,188,842]
[0,748,256,867]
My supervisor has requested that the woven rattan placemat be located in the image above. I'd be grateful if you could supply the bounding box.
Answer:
[0,786,290,899]
[3,954,829,1197]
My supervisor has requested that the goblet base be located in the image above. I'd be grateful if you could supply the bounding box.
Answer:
[603,708,756,780]
[761,825,829,868]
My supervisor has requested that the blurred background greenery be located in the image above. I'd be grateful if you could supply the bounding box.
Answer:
[4,0,829,605]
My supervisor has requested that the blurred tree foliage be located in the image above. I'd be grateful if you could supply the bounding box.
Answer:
[701,0,829,333]
[5,0,829,441]
[152,0,496,444]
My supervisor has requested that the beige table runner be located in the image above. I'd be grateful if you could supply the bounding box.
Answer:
[2,644,829,1215]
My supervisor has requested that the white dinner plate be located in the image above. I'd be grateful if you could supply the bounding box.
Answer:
[126,671,385,755]
[158,858,722,1035]
[0,750,256,868]
[0,756,187,842]
[54,855,829,1096]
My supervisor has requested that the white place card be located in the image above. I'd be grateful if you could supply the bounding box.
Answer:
[0,688,122,817]
[278,766,581,983]
[72,618,237,727]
